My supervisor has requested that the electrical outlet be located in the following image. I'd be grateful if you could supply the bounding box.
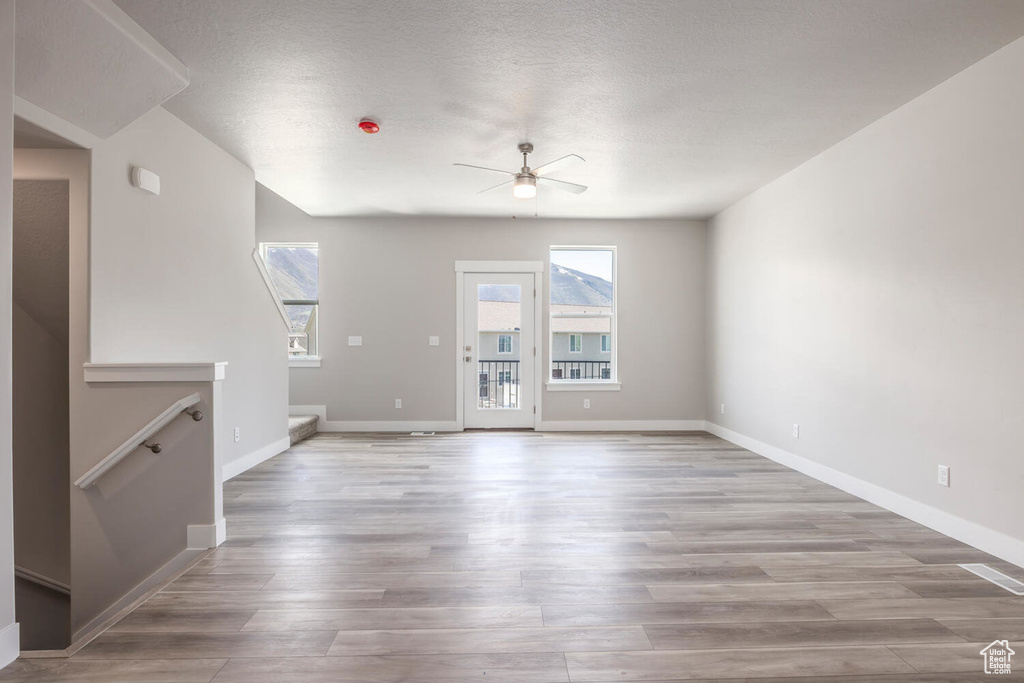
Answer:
[938,465,950,487]
[348,336,362,346]
[720,403,725,415]
[428,336,439,346]
[583,399,591,409]
[233,427,240,442]
[395,399,402,409]
[792,423,800,439]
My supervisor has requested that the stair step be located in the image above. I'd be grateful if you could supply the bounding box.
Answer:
[288,415,318,445]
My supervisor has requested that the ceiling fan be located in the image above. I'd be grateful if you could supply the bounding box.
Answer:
[454,143,587,199]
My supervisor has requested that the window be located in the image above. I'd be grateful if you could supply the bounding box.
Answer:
[550,247,616,384]
[260,243,319,361]
[498,334,513,354]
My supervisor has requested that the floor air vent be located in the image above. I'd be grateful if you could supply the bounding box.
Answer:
[959,563,1024,595]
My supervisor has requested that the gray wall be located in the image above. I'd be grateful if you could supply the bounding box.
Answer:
[12,180,70,590]
[89,107,288,470]
[0,0,17,661]
[706,37,1024,552]
[257,184,706,424]
[14,100,289,634]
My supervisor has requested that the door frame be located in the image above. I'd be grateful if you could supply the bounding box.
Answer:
[455,261,544,431]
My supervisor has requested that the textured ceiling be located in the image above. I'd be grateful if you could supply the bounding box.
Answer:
[113,0,1024,218]
[15,0,189,138]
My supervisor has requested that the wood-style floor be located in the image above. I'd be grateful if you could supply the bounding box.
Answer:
[4,431,1024,681]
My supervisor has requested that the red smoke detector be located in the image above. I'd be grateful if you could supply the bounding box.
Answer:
[358,120,380,134]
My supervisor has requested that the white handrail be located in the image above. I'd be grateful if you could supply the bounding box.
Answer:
[75,393,202,489]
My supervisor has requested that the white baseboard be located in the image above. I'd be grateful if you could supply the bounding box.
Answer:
[0,622,19,669]
[223,436,290,481]
[539,420,706,432]
[704,421,1024,570]
[71,547,207,644]
[320,420,459,433]
[289,404,327,425]
[187,518,226,549]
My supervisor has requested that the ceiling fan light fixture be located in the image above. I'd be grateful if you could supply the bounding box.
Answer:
[513,175,537,199]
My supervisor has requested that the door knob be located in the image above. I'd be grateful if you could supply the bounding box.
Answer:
[465,356,473,363]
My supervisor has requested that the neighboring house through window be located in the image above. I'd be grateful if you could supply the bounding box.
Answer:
[260,242,320,362]
[549,246,616,383]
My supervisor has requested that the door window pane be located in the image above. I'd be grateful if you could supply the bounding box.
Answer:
[478,284,521,409]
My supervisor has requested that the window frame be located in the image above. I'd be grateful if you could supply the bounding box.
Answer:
[601,334,611,353]
[259,241,321,367]
[497,333,513,355]
[568,334,583,353]
[547,245,620,390]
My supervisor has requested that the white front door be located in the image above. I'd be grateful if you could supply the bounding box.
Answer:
[463,272,536,429]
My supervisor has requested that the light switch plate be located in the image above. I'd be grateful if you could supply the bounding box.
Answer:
[348,336,362,346]
[429,336,439,346]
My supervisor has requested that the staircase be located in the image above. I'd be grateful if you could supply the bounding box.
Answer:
[288,415,318,445]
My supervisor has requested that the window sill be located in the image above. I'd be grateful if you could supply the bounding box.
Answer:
[545,382,621,392]
[289,357,321,368]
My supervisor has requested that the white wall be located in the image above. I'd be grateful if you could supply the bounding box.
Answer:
[89,107,288,469]
[0,0,19,664]
[257,185,706,427]
[706,37,1024,563]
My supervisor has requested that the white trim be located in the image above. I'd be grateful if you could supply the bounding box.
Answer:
[187,518,226,549]
[289,357,321,368]
[545,382,622,391]
[704,422,1024,571]
[75,393,203,489]
[455,260,543,273]
[540,420,705,431]
[14,566,70,595]
[70,547,207,644]
[290,405,327,426]
[321,421,459,433]
[0,623,19,670]
[222,436,290,481]
[83,362,227,383]
[252,248,291,330]
[456,273,465,429]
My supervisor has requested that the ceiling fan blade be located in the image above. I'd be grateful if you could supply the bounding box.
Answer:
[477,179,513,194]
[531,154,585,177]
[454,163,516,176]
[538,176,588,194]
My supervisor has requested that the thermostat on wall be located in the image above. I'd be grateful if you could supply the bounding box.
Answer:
[131,166,161,195]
